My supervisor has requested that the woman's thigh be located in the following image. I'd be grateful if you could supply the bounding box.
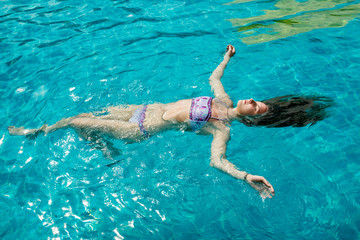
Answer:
[94,105,143,121]
[69,117,142,140]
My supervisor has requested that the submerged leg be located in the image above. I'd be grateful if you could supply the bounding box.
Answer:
[7,109,132,137]
[90,136,122,159]
[75,129,122,159]
[8,117,74,137]
[69,117,142,140]
[8,110,144,141]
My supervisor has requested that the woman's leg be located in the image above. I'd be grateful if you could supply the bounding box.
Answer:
[94,105,142,121]
[75,129,122,159]
[8,117,74,137]
[9,115,142,140]
[69,117,142,140]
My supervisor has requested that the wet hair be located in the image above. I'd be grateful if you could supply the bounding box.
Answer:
[239,95,333,127]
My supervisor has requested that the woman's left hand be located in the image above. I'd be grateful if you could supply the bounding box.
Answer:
[226,44,236,57]
[246,174,275,199]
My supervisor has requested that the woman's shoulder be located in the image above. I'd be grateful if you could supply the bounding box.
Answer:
[214,97,233,108]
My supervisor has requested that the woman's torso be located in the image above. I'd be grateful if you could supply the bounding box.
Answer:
[143,98,231,134]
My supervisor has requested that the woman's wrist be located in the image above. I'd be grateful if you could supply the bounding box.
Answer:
[243,173,249,181]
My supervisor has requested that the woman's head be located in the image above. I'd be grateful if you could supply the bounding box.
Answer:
[237,95,333,127]
[236,98,268,116]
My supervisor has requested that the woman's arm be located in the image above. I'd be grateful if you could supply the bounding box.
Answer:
[209,45,236,107]
[210,127,275,199]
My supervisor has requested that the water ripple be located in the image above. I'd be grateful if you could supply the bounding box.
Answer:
[91,17,165,32]
[5,55,22,67]
[37,35,76,48]
[1,0,359,239]
[84,18,110,28]
[122,30,216,46]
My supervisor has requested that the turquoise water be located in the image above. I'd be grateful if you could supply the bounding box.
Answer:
[1,0,360,239]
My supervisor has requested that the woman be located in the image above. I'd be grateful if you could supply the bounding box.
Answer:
[8,45,332,199]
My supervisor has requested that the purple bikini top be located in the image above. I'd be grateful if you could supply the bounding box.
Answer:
[189,96,213,131]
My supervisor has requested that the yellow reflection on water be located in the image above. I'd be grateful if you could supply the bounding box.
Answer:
[227,0,360,44]
[224,0,257,4]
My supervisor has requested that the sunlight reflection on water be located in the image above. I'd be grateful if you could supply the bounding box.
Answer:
[227,0,360,44]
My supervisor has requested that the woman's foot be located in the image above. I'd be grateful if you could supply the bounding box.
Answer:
[8,126,42,136]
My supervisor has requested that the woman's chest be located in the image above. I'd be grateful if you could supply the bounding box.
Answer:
[162,99,192,122]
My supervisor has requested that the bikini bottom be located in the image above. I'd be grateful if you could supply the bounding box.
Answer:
[128,105,149,137]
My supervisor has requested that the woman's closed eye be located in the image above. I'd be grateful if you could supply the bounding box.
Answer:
[252,102,259,113]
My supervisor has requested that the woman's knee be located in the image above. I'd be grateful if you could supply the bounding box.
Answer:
[69,117,92,128]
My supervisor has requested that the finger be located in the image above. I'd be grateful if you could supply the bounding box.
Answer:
[268,186,275,195]
[262,178,271,188]
[261,179,275,194]
[266,184,275,194]
[260,191,272,199]
[266,186,275,196]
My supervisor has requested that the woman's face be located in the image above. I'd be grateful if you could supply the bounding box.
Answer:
[237,98,268,116]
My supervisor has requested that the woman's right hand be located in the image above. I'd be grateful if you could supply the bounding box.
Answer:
[246,174,275,199]
[226,44,236,58]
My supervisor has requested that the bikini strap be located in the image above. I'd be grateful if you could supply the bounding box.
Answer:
[214,98,230,108]
[211,98,230,122]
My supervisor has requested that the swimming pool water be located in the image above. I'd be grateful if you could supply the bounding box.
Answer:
[1,0,360,239]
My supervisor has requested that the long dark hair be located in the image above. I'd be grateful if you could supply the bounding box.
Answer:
[239,95,333,127]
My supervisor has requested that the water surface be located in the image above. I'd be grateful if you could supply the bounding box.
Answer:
[1,0,360,239]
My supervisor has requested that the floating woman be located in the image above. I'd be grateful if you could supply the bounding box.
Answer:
[8,45,333,199]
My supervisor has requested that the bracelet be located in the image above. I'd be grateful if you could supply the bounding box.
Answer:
[244,173,249,181]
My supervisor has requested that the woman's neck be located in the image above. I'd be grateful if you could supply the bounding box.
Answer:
[227,107,240,120]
